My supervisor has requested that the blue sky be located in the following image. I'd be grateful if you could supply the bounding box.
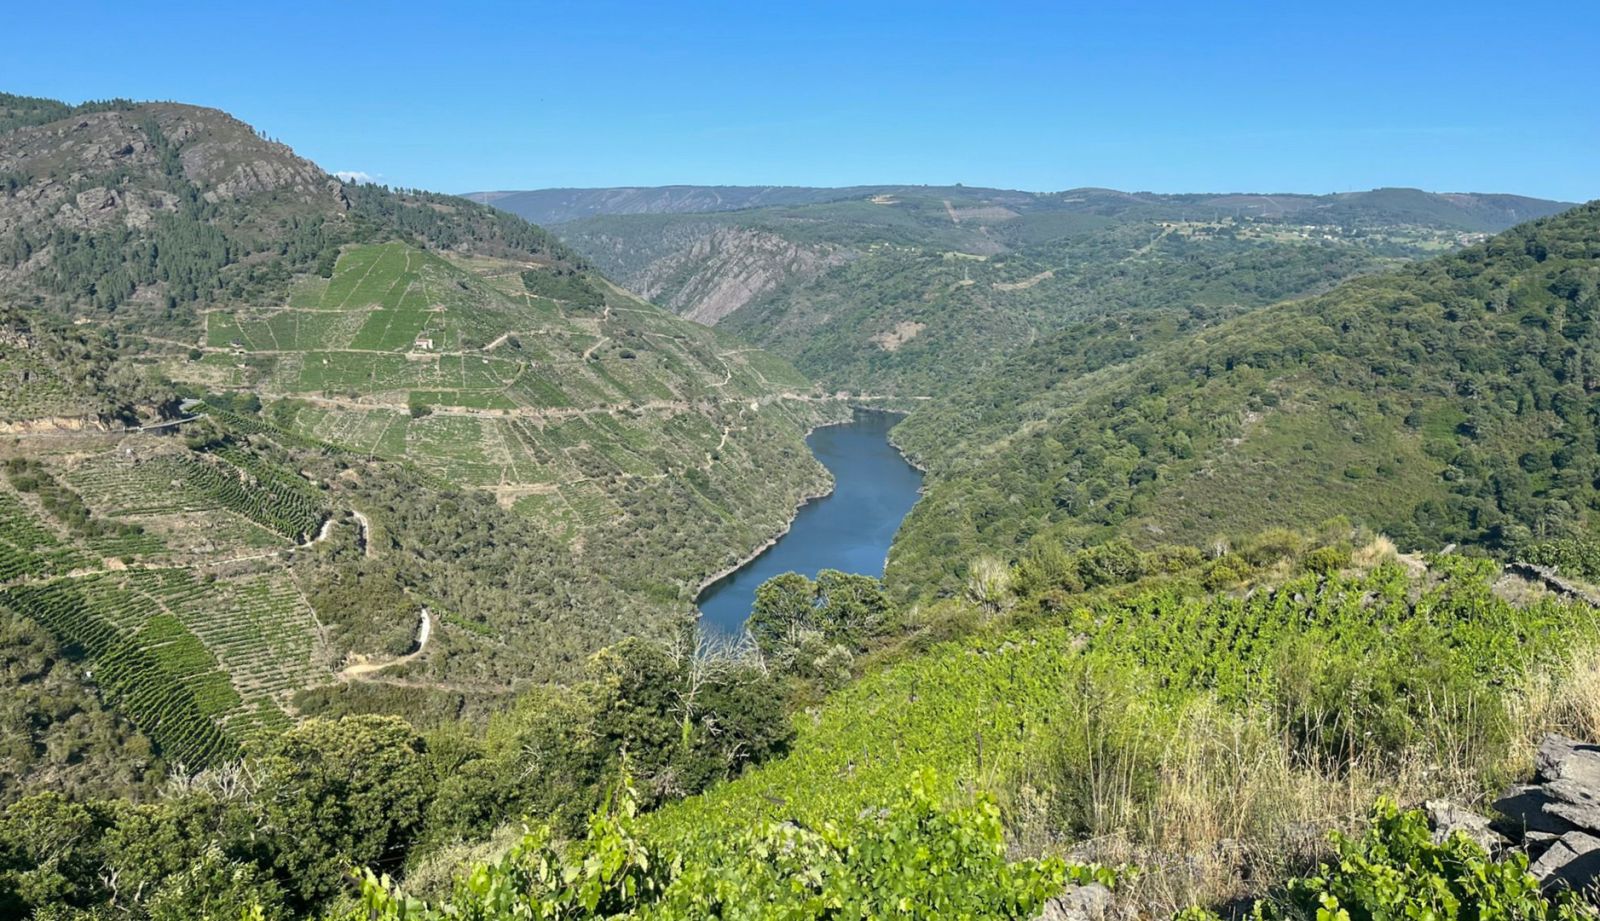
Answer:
[4,1,1596,201]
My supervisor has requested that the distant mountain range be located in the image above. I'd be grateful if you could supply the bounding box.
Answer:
[469,184,1575,403]
[472,184,1572,231]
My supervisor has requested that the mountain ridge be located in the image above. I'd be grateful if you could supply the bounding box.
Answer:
[477,182,1572,229]
[890,199,1600,597]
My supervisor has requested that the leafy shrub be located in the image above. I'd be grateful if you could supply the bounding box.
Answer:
[1302,545,1351,575]
[1277,798,1590,921]
[357,773,1104,921]
[1524,536,1600,581]
[749,570,891,670]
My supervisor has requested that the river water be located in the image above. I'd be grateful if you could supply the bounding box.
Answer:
[695,410,923,634]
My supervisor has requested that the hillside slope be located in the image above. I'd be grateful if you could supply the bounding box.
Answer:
[0,98,834,786]
[543,187,1572,398]
[891,202,1600,597]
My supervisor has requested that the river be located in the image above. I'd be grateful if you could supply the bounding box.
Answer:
[696,410,924,634]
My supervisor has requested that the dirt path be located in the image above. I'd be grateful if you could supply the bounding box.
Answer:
[338,607,430,680]
[993,269,1055,291]
[350,508,372,556]
[1130,224,1175,258]
[299,516,335,549]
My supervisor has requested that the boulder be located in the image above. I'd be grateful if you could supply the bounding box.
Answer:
[1035,883,1113,921]
[1493,784,1579,837]
[1425,800,1504,851]
[1536,734,1600,789]
[1544,778,1600,835]
[1529,830,1600,893]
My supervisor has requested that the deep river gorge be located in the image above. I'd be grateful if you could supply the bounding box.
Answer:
[695,410,923,634]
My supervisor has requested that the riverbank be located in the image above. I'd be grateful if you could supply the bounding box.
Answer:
[693,471,836,600]
[693,409,924,632]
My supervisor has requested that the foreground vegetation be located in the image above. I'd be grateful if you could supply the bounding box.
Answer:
[8,526,1599,919]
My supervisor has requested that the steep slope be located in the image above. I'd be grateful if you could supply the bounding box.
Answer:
[891,202,1600,598]
[543,188,1572,399]
[0,99,565,344]
[0,98,835,780]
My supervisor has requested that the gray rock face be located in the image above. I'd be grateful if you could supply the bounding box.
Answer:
[1425,800,1504,851]
[1494,733,1600,893]
[1035,883,1113,921]
[1537,735,1600,790]
[1494,784,1579,837]
[1529,831,1600,892]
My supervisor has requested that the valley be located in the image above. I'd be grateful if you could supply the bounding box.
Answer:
[695,410,922,633]
[518,186,1571,404]
[3,66,1600,921]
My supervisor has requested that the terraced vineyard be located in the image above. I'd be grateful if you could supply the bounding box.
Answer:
[0,491,90,580]
[67,448,327,543]
[181,243,817,490]
[0,559,327,764]
[172,241,836,591]
[0,574,240,766]
[1,237,832,765]
[0,445,333,767]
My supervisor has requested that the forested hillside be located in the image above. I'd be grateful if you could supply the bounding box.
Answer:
[540,186,1571,399]
[892,202,1600,597]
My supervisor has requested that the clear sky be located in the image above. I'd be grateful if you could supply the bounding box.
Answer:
[4,1,1596,201]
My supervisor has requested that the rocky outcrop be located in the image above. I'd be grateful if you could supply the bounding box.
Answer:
[1426,799,1505,851]
[1505,563,1600,608]
[1034,883,1113,921]
[634,226,849,326]
[0,102,350,301]
[1482,734,1600,893]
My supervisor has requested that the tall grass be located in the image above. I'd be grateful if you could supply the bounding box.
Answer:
[1003,606,1600,916]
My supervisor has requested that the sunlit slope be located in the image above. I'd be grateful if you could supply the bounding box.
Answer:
[651,553,1594,844]
[891,202,1600,598]
[0,440,336,768]
[175,240,832,570]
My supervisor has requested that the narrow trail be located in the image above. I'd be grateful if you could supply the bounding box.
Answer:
[350,508,373,557]
[6,414,207,440]
[298,516,335,549]
[1130,224,1175,258]
[337,607,431,680]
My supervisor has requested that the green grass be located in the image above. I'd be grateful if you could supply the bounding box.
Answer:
[653,556,1596,847]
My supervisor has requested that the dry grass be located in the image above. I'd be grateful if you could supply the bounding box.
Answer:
[1350,534,1398,570]
[1508,642,1600,767]
[1001,643,1600,918]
